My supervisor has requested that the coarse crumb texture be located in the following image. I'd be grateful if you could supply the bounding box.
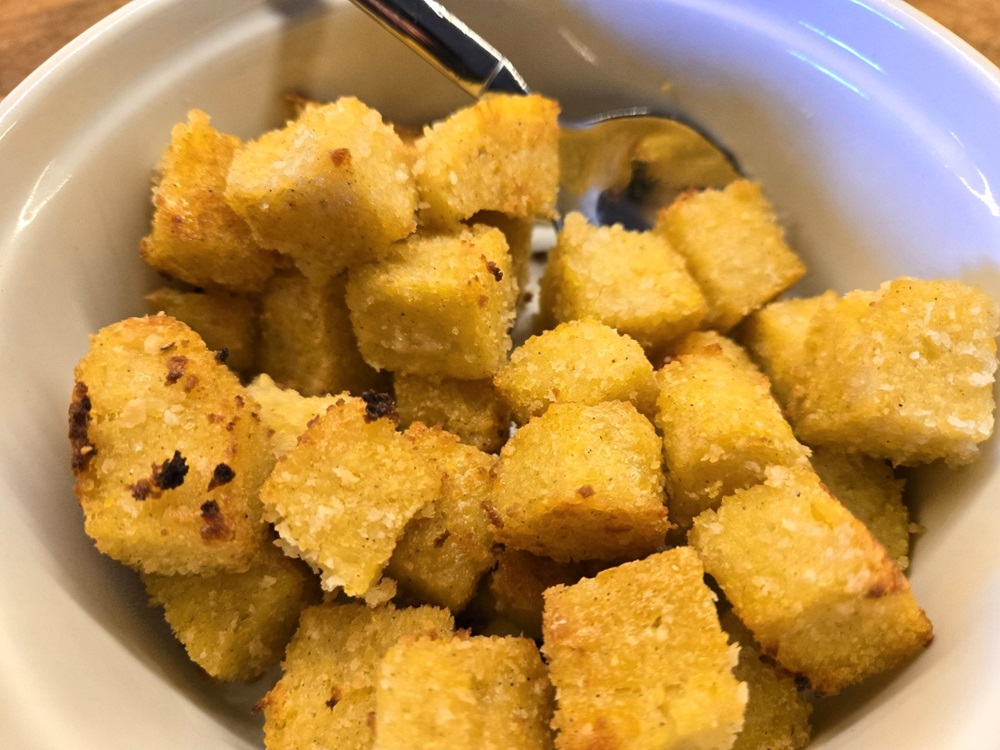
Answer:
[494,319,658,424]
[374,634,555,749]
[413,93,559,227]
[739,292,839,417]
[70,314,272,575]
[245,374,344,459]
[542,548,747,750]
[809,447,911,569]
[720,611,812,750]
[541,212,707,352]
[655,334,810,531]
[259,395,441,596]
[655,180,806,332]
[257,270,379,397]
[224,97,417,284]
[491,401,669,562]
[470,211,537,299]
[346,224,518,379]
[793,277,999,466]
[386,424,497,612]
[394,374,510,453]
[141,541,318,681]
[666,330,760,372]
[261,602,453,750]
[140,110,277,292]
[689,465,933,696]
[146,287,258,375]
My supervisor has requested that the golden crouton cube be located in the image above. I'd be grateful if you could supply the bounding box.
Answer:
[689,466,933,696]
[414,94,559,227]
[720,611,812,750]
[386,425,497,612]
[794,278,998,465]
[655,180,806,331]
[261,602,453,750]
[809,447,911,569]
[260,394,441,596]
[655,336,810,530]
[542,548,747,750]
[375,634,555,749]
[225,97,417,284]
[540,212,707,352]
[145,287,257,374]
[394,374,510,453]
[666,329,759,371]
[140,110,276,292]
[258,270,379,397]
[246,373,343,459]
[491,401,668,562]
[494,319,658,424]
[470,211,537,300]
[346,225,518,379]
[739,292,838,416]
[70,315,272,574]
[141,541,318,681]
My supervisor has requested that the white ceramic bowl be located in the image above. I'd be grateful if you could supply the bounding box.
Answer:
[3,1,1000,747]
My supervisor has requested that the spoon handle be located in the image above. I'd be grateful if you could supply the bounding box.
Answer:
[348,0,529,97]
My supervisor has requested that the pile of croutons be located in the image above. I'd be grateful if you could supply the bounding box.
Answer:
[69,92,997,750]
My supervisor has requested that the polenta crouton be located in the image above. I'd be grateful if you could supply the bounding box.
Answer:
[245,373,344,459]
[394,374,510,453]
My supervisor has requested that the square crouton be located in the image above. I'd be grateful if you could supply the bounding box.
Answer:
[655,180,806,331]
[346,225,518,379]
[259,394,441,596]
[491,401,668,562]
[141,541,318,681]
[542,548,747,750]
[245,373,344,459]
[385,424,497,612]
[540,212,707,352]
[225,97,417,284]
[793,277,999,465]
[261,602,453,750]
[70,314,272,574]
[655,334,810,530]
[665,329,760,371]
[375,634,555,749]
[394,374,510,453]
[258,270,379,397]
[494,319,658,424]
[413,93,559,227]
[140,110,277,293]
[689,465,933,696]
[146,287,258,374]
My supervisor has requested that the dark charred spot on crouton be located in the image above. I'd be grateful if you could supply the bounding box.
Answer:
[366,711,376,730]
[483,256,503,282]
[433,530,452,548]
[182,374,199,393]
[153,450,189,490]
[576,484,595,498]
[361,391,398,423]
[200,500,234,541]
[235,395,245,408]
[165,355,188,385]
[159,341,176,352]
[793,673,813,693]
[325,686,342,709]
[481,500,503,529]
[214,347,230,364]
[129,479,154,501]
[208,462,236,491]
[329,148,351,167]
[69,381,96,471]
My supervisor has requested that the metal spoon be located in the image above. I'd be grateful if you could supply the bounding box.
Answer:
[349,0,739,230]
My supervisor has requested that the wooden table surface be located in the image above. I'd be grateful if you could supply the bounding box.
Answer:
[2,0,1000,99]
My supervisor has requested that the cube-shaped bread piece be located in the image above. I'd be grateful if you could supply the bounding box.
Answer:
[720,611,812,750]
[394,374,510,453]
[245,373,343,458]
[666,329,759,372]
[491,401,668,562]
[542,548,747,750]
[386,425,497,612]
[141,541,318,681]
[346,224,517,379]
[70,314,272,574]
[494,319,658,424]
[225,97,417,285]
[655,337,810,530]
[414,93,559,227]
[259,394,441,596]
[146,287,258,374]
[261,602,453,750]
[258,270,378,397]
[689,465,933,695]
[794,277,999,465]
[739,292,838,416]
[375,634,555,749]
[809,447,911,569]
[655,180,806,331]
[470,211,536,298]
[140,110,277,292]
[540,212,707,352]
